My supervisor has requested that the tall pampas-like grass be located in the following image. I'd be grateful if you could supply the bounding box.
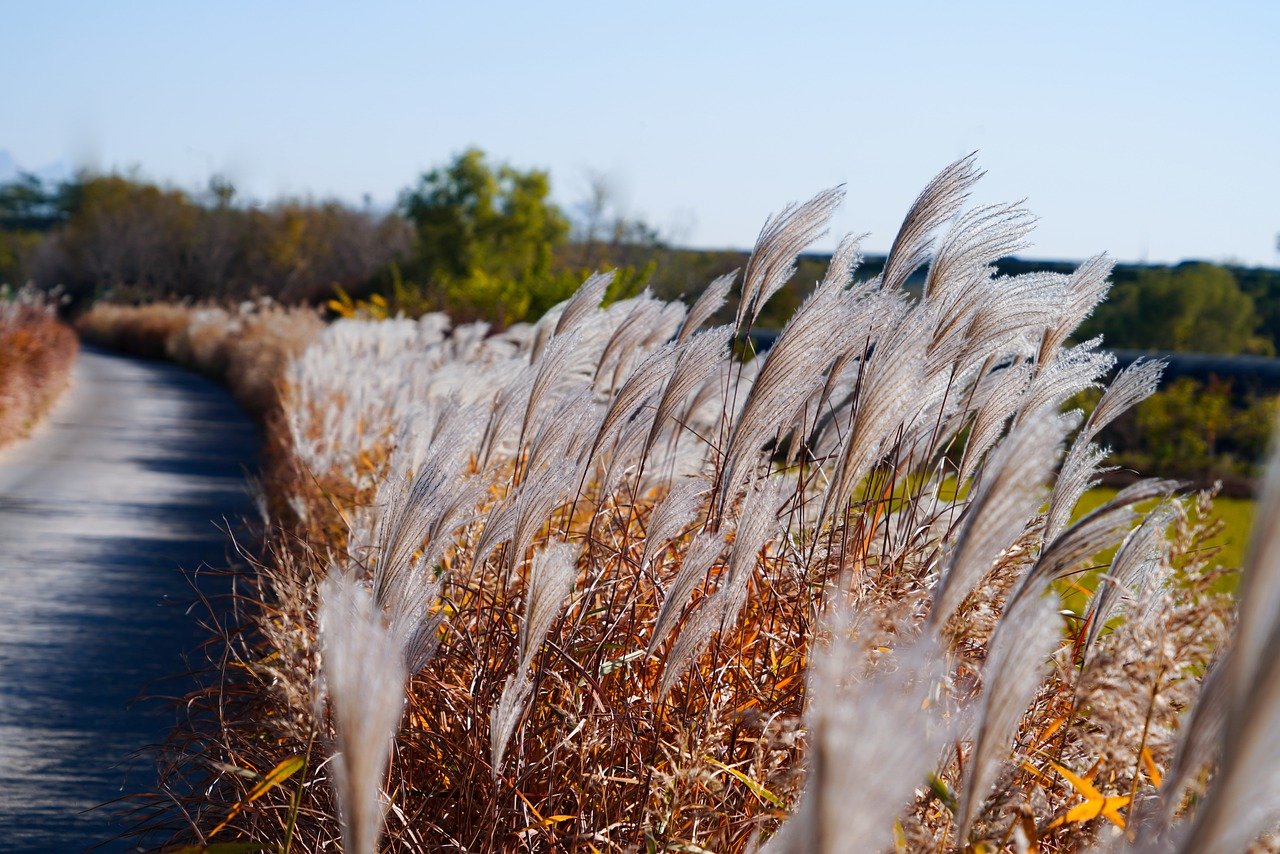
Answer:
[165,158,1265,852]
[317,571,408,854]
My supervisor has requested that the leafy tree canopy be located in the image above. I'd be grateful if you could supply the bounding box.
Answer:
[399,148,569,289]
[1082,262,1274,356]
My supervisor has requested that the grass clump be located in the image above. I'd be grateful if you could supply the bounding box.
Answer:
[141,158,1279,852]
[76,299,323,417]
[0,285,77,447]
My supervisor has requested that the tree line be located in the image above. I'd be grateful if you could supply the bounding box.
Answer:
[3,147,1278,353]
[0,149,668,322]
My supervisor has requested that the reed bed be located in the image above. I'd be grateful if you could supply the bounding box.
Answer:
[0,285,77,447]
[75,299,323,417]
[151,158,1278,852]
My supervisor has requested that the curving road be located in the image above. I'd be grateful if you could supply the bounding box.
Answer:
[0,347,258,851]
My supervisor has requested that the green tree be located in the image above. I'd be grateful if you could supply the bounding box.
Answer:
[399,148,573,326]
[1082,262,1272,355]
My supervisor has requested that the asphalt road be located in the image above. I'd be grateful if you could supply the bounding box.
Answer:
[0,347,258,851]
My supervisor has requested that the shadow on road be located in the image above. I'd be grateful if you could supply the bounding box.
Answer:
[0,348,259,852]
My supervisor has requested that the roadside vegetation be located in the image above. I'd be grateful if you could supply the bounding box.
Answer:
[75,300,321,418]
[5,148,1279,492]
[80,158,1280,851]
[0,285,77,447]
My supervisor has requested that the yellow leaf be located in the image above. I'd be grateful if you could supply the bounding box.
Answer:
[208,755,305,838]
[1048,760,1103,800]
[1031,714,1066,749]
[893,819,908,853]
[1059,794,1132,827]
[540,815,576,825]
[1044,760,1131,829]
[1141,746,1164,787]
[705,757,784,807]
[1020,761,1050,782]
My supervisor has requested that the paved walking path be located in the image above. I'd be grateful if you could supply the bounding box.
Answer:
[0,347,257,851]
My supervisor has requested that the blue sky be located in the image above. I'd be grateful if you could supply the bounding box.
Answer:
[3,1,1277,265]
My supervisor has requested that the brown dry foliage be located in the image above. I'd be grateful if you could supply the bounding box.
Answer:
[0,287,77,447]
[76,299,323,417]
[107,164,1266,853]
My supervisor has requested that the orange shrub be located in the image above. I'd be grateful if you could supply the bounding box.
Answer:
[0,288,78,446]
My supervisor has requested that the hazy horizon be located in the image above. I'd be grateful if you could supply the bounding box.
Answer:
[4,1,1276,267]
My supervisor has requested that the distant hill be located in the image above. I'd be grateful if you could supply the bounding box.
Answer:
[0,149,73,186]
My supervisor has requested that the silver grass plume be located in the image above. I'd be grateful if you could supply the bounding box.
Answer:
[735,186,845,329]
[490,673,533,775]
[765,616,950,854]
[478,363,536,466]
[923,201,1036,305]
[881,153,982,292]
[949,273,1065,376]
[1017,339,1116,422]
[957,359,1032,486]
[649,530,728,654]
[599,402,657,500]
[552,270,614,338]
[678,271,736,343]
[1024,504,1137,595]
[1084,357,1166,439]
[392,566,448,676]
[595,293,669,390]
[1044,360,1165,542]
[718,329,841,516]
[370,404,480,600]
[920,202,1053,374]
[717,476,786,631]
[523,389,597,485]
[781,232,865,445]
[957,589,1061,842]
[507,459,581,580]
[1083,503,1178,653]
[722,262,886,518]
[586,341,681,469]
[1010,478,1178,620]
[1044,356,1166,542]
[1174,629,1280,852]
[472,484,522,572]
[1038,253,1114,365]
[1042,439,1112,546]
[517,329,580,457]
[647,300,689,349]
[644,325,735,455]
[658,599,724,699]
[797,348,858,465]
[823,232,868,293]
[640,476,711,572]
[1175,418,1280,852]
[317,571,407,854]
[1222,416,1280,716]
[818,300,929,530]
[1149,655,1227,833]
[517,541,581,672]
[1019,477,1180,610]
[491,542,581,774]
[658,477,783,692]
[931,409,1066,626]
